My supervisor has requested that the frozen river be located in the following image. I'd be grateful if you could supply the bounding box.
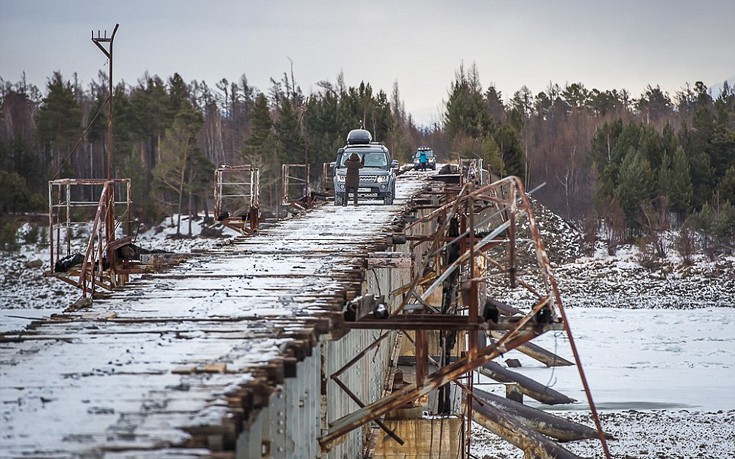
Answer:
[479,307,735,412]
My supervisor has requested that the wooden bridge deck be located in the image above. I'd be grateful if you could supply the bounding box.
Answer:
[0,175,430,458]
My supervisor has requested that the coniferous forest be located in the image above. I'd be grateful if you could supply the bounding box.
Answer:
[1,64,734,256]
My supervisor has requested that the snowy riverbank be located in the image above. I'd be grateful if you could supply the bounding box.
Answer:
[475,223,735,458]
[471,307,735,458]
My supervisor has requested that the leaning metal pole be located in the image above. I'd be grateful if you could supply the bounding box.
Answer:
[92,23,118,180]
[92,24,119,284]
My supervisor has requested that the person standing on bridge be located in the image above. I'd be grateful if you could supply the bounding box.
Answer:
[344,152,362,206]
[419,149,428,171]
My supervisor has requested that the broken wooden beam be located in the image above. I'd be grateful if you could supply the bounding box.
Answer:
[489,330,574,367]
[479,361,576,405]
[471,397,583,459]
[367,252,411,269]
[473,388,612,442]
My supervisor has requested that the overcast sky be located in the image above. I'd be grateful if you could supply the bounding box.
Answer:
[2,0,734,126]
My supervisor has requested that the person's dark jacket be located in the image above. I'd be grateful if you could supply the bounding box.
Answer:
[345,153,362,188]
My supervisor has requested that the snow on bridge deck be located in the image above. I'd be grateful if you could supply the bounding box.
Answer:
[0,172,431,457]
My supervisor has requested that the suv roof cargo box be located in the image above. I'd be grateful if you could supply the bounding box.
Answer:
[346,129,372,145]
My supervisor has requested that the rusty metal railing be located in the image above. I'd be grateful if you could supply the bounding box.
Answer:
[281,163,313,212]
[47,178,133,298]
[213,165,260,235]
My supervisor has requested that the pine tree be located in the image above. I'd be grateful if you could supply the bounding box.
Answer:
[246,94,274,151]
[480,135,504,176]
[635,85,672,126]
[494,125,525,179]
[129,75,171,172]
[0,171,32,214]
[36,71,83,177]
[152,102,203,235]
[590,119,625,200]
[275,97,304,164]
[242,93,278,206]
[303,89,340,166]
[682,106,716,210]
[485,86,506,123]
[615,148,654,230]
[719,166,735,207]
[669,146,693,217]
[444,64,491,140]
[168,73,190,118]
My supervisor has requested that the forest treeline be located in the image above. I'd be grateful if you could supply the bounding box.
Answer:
[1,64,734,257]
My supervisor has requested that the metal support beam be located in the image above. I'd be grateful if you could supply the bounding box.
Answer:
[319,305,546,450]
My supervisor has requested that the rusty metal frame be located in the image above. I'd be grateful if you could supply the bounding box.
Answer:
[321,162,334,196]
[47,178,133,297]
[321,174,611,457]
[329,331,405,446]
[459,157,487,188]
[320,303,547,450]
[281,163,313,212]
[213,165,260,235]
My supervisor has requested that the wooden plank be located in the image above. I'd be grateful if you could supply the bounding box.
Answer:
[474,387,612,442]
[367,257,411,268]
[489,330,574,367]
[472,398,582,459]
[479,361,576,405]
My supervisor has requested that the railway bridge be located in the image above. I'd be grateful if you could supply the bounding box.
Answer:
[1,167,609,458]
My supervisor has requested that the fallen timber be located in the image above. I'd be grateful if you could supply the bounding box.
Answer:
[479,361,576,405]
[487,329,574,367]
[1,168,611,458]
[472,397,582,459]
[472,388,610,442]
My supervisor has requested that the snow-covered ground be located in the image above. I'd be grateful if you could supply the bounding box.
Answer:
[2,194,734,458]
[473,217,735,458]
[472,308,735,458]
[0,216,239,332]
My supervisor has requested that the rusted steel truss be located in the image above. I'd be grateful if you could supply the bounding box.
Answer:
[320,309,545,450]
[281,163,313,212]
[47,178,134,298]
[214,164,260,235]
[321,162,335,197]
[322,174,611,457]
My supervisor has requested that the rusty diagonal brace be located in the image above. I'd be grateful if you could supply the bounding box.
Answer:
[330,331,404,445]
[319,299,551,450]
[412,178,546,261]
[79,182,112,297]
[403,175,520,233]
[511,176,612,458]
[419,217,512,304]
[426,195,513,259]
[393,184,472,316]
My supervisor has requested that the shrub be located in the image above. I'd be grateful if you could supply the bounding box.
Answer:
[0,223,20,252]
[677,221,696,266]
[23,224,39,245]
[637,236,662,270]
[0,171,31,214]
